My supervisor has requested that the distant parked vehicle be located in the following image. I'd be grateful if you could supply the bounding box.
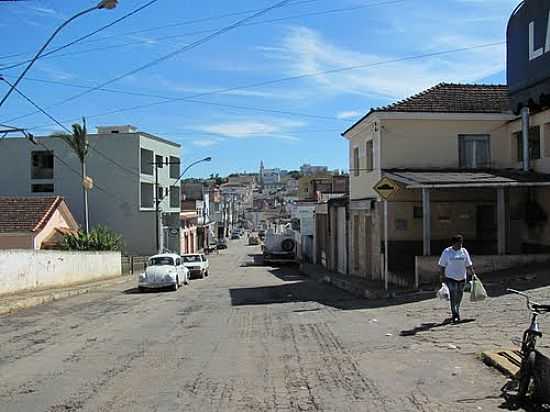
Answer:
[138,254,189,291]
[258,230,266,241]
[263,229,296,264]
[182,254,209,279]
[248,235,260,245]
[216,239,228,249]
[231,232,241,240]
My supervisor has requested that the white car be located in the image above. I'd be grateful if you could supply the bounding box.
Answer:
[138,254,189,291]
[182,254,209,279]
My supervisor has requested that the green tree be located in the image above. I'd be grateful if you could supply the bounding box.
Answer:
[63,225,123,251]
[52,118,90,233]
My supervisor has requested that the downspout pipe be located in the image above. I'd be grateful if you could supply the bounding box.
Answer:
[521,106,530,172]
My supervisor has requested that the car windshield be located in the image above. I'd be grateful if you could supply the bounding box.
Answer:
[149,257,174,266]
[183,255,201,263]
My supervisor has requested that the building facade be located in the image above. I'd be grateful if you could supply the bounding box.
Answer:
[0,125,181,256]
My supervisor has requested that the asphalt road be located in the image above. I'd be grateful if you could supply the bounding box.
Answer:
[0,240,533,411]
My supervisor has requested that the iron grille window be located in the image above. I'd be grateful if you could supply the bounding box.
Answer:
[31,183,54,193]
[155,154,164,168]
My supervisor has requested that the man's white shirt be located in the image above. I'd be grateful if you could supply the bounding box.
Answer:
[438,247,473,281]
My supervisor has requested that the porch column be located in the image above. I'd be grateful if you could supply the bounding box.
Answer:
[422,188,431,256]
[497,187,506,255]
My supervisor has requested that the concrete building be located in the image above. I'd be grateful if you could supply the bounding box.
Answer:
[0,196,79,250]
[300,164,329,176]
[0,125,181,256]
[182,183,213,250]
[342,83,550,287]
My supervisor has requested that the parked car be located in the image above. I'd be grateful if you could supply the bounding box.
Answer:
[182,254,209,279]
[258,230,266,241]
[231,233,240,240]
[216,239,228,249]
[138,254,189,291]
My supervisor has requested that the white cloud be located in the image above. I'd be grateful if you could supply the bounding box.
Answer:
[337,111,361,120]
[196,118,304,142]
[262,26,506,100]
[192,139,221,147]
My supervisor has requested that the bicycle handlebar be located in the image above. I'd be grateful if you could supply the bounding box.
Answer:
[507,288,541,312]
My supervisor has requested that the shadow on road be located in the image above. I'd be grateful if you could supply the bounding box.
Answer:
[122,287,174,294]
[399,318,475,336]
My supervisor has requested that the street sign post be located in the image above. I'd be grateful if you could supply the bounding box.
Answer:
[373,177,400,292]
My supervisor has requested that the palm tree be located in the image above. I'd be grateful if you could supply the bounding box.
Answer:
[53,118,90,233]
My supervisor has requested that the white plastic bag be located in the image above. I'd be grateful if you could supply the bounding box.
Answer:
[470,275,487,302]
[437,283,450,301]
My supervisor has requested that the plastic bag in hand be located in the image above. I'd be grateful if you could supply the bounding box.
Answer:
[470,275,487,302]
[437,283,450,301]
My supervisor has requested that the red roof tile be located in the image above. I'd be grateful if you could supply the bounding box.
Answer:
[0,196,64,233]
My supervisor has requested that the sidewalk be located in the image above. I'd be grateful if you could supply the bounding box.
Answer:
[0,274,133,316]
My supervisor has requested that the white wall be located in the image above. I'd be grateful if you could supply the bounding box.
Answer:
[0,250,122,296]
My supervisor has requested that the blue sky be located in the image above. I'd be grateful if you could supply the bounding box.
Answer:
[0,0,519,178]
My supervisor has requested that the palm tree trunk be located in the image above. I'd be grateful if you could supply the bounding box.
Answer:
[81,160,89,234]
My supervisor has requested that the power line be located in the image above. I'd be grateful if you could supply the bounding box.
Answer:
[0,0,162,69]
[1,77,144,183]
[1,40,505,128]
[1,75,346,122]
[1,0,295,124]
[0,0,412,69]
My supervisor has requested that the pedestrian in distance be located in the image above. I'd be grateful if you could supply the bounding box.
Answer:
[438,234,477,324]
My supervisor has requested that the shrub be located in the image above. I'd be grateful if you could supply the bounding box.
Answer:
[63,226,123,251]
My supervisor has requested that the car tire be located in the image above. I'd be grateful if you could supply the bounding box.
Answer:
[205,270,209,277]
[173,277,179,291]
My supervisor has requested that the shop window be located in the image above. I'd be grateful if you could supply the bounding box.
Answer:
[31,151,54,179]
[515,126,541,161]
[140,148,153,175]
[140,182,154,208]
[353,147,360,177]
[459,135,490,168]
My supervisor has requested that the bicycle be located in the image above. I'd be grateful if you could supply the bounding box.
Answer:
[507,288,550,400]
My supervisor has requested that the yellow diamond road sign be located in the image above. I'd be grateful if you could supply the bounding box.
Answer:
[373,177,400,200]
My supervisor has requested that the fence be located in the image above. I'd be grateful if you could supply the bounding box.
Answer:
[121,256,149,275]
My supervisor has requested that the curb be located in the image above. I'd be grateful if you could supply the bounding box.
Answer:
[0,275,132,316]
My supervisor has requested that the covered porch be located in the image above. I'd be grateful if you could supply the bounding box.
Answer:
[382,169,550,287]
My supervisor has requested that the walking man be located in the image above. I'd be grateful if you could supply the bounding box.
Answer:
[438,234,476,323]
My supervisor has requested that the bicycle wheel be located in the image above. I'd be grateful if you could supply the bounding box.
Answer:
[518,351,536,399]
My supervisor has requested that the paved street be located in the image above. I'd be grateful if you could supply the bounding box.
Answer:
[1,240,549,412]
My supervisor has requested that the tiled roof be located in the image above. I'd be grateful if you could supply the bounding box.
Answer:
[372,83,511,114]
[342,83,512,136]
[0,196,63,233]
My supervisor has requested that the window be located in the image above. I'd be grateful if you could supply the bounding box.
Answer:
[459,135,490,168]
[149,256,174,266]
[140,182,154,208]
[32,183,54,193]
[31,151,54,179]
[170,186,180,208]
[515,126,541,161]
[157,185,164,200]
[155,154,164,168]
[366,140,374,171]
[140,148,153,175]
[175,258,181,266]
[353,147,360,176]
[169,156,180,179]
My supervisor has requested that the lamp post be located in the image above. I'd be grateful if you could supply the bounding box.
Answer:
[0,0,118,109]
[155,156,212,254]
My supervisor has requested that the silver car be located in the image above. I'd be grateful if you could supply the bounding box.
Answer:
[138,254,189,291]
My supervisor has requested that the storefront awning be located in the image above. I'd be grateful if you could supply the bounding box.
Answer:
[384,169,550,189]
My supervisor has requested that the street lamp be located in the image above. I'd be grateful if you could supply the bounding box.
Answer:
[155,156,212,253]
[0,0,118,109]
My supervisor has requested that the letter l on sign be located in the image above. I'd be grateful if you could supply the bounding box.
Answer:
[529,10,550,61]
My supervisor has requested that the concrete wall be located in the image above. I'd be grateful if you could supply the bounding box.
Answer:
[415,254,550,285]
[0,250,122,296]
